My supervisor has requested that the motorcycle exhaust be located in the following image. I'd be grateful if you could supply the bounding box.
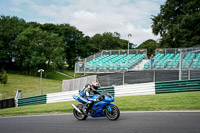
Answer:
[72,104,82,113]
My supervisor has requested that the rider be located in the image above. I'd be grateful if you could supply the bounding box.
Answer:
[79,81,100,113]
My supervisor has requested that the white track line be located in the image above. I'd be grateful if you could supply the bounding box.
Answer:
[1,110,200,119]
[121,110,200,113]
[0,113,72,119]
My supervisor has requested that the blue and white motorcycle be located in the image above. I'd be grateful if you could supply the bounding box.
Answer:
[72,90,120,121]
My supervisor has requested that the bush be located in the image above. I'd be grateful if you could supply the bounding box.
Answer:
[2,71,8,86]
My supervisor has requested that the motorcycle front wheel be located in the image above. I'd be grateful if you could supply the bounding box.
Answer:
[73,104,88,120]
[105,105,120,121]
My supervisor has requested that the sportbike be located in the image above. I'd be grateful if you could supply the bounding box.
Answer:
[72,90,120,121]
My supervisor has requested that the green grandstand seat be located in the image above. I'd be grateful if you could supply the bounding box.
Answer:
[113,64,118,70]
[120,63,126,70]
[92,64,97,70]
[85,53,145,71]
[192,53,200,69]
[109,63,114,70]
[155,53,174,69]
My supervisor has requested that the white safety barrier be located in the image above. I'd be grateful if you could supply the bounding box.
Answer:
[47,90,79,103]
[115,82,155,97]
[62,75,97,91]
[47,82,156,103]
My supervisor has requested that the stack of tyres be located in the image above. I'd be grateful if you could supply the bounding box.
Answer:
[0,98,15,109]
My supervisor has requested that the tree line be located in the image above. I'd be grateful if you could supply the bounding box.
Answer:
[0,15,131,74]
[151,0,200,48]
[1,0,199,74]
[139,0,200,57]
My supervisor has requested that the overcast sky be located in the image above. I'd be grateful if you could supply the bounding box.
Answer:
[0,0,165,45]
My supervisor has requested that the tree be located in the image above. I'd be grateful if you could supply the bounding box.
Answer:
[42,23,85,69]
[59,24,85,69]
[13,26,65,74]
[0,15,26,64]
[43,31,66,70]
[78,36,98,58]
[0,15,136,71]
[91,32,129,50]
[152,0,200,48]
[137,39,160,57]
[27,22,41,28]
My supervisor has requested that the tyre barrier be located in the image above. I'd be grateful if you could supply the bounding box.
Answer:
[5,79,200,108]
[155,79,200,94]
[0,98,15,109]
[98,86,115,97]
[18,95,46,107]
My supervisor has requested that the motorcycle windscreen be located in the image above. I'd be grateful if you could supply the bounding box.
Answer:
[104,95,114,102]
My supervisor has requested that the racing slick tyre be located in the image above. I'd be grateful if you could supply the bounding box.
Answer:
[105,105,120,121]
[73,104,88,120]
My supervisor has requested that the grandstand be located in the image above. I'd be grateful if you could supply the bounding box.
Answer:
[74,47,200,86]
[75,47,200,74]
[143,48,200,70]
[75,49,148,73]
[144,52,196,70]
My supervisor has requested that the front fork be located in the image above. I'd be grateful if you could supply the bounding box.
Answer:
[72,104,82,113]
[107,104,115,112]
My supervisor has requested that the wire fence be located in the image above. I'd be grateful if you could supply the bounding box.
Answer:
[62,75,97,91]
[155,48,200,55]
[97,69,200,87]
[144,47,200,71]
[22,86,62,98]
[179,49,200,80]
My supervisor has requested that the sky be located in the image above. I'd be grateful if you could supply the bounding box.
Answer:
[0,0,166,45]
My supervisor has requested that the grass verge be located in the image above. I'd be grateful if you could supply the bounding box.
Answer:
[7,70,71,81]
[0,73,62,99]
[60,70,84,78]
[0,91,200,117]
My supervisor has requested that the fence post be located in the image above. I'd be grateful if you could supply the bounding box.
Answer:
[179,49,182,80]
[188,69,190,80]
[123,72,125,85]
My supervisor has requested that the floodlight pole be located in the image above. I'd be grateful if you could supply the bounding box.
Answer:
[128,41,130,56]
[38,69,44,94]
[127,34,132,56]
[127,34,132,71]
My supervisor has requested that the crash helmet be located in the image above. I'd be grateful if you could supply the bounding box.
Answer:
[91,81,99,91]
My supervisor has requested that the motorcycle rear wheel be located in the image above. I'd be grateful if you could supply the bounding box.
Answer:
[73,104,88,120]
[105,105,120,121]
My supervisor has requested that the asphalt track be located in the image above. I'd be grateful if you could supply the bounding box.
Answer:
[0,111,200,133]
